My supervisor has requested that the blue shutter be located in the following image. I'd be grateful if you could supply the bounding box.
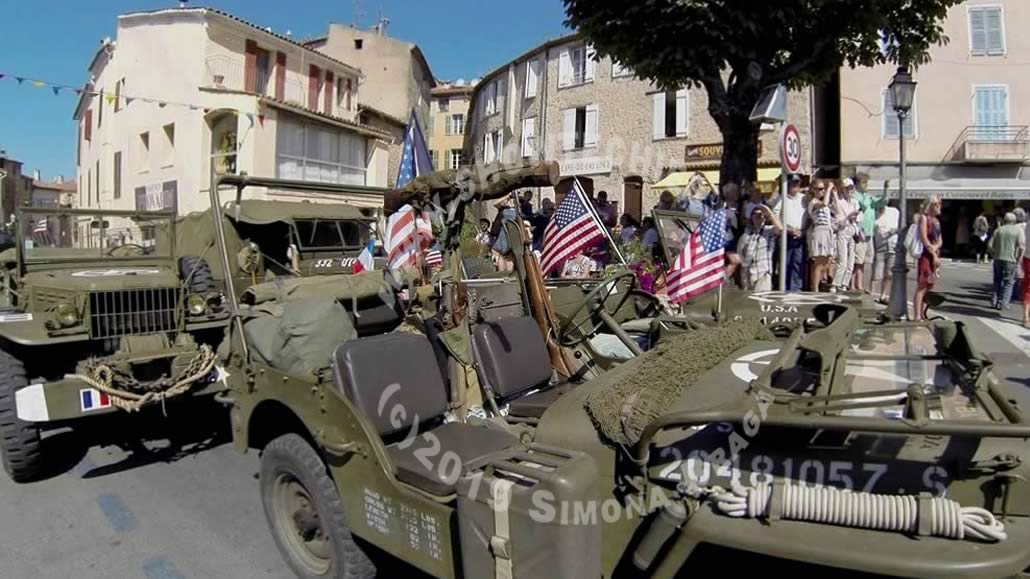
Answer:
[970,9,987,54]
[985,8,1004,54]
[975,87,1009,139]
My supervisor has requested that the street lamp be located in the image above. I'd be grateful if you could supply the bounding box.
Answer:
[888,66,916,320]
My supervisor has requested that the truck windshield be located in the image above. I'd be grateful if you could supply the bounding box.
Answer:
[20,210,174,262]
[293,219,369,250]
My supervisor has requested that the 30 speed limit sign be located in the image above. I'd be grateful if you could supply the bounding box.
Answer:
[781,124,802,174]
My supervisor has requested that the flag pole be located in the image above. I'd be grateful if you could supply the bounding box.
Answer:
[573,176,627,266]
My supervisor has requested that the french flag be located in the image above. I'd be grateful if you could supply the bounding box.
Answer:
[352,240,375,274]
[81,389,111,411]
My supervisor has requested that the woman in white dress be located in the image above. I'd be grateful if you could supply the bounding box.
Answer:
[807,178,835,292]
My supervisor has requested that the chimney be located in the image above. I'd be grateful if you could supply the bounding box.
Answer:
[56,175,64,184]
[32,169,40,181]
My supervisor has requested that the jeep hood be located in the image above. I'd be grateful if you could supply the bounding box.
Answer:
[22,265,180,291]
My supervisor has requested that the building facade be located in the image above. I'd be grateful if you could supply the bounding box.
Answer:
[830,0,1030,232]
[429,82,475,171]
[464,34,814,220]
[73,6,393,238]
[305,22,436,186]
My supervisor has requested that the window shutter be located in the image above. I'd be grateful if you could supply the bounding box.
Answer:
[652,93,665,140]
[275,52,286,100]
[324,71,334,113]
[346,78,353,110]
[245,40,258,93]
[522,117,536,157]
[562,109,576,150]
[883,90,899,137]
[525,58,540,98]
[85,109,93,141]
[970,9,987,53]
[585,104,599,147]
[584,44,596,82]
[308,65,320,110]
[675,89,688,136]
[986,8,1004,54]
[558,49,572,88]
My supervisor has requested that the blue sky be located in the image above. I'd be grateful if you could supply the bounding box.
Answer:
[0,0,571,181]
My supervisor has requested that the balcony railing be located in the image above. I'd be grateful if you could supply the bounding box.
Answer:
[946,125,1030,163]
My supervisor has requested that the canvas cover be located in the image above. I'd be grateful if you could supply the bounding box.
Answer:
[242,269,417,306]
[224,200,372,224]
[243,298,356,377]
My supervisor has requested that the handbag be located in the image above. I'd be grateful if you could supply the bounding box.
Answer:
[904,219,923,259]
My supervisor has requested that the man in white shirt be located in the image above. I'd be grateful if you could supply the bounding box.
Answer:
[769,175,807,291]
[872,203,901,304]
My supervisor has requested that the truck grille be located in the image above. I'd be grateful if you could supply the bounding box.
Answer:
[89,288,179,339]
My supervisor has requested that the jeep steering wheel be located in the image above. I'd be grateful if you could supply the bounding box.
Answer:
[558,270,637,347]
[106,243,146,256]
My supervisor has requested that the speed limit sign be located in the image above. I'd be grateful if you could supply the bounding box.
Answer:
[781,124,802,174]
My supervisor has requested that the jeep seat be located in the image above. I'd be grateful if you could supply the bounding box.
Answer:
[472,316,572,419]
[332,333,517,496]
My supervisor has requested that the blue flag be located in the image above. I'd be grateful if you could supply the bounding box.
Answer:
[396,109,433,187]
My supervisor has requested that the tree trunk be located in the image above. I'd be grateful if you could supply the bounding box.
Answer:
[718,114,760,187]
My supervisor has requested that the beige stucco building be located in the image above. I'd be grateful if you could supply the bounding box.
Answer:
[73,6,393,244]
[464,33,814,220]
[429,82,475,171]
[832,0,1030,211]
[305,22,436,186]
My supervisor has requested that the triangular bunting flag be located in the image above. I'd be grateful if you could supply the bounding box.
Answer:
[32,80,45,88]
[0,74,5,80]
[246,113,255,126]
[74,89,82,95]
[15,77,24,84]
[52,87,60,96]
[125,97,134,105]
[258,114,265,126]
[105,94,116,105]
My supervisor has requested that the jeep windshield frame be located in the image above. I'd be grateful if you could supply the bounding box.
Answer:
[15,207,177,272]
[290,218,375,252]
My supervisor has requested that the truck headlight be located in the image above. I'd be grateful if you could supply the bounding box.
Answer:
[56,303,79,327]
[187,294,207,316]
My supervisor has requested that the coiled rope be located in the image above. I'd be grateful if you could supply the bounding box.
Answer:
[67,344,219,413]
[709,480,1007,542]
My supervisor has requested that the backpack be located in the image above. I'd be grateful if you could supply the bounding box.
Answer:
[904,216,923,259]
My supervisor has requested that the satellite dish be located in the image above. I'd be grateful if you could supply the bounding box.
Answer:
[750,83,787,124]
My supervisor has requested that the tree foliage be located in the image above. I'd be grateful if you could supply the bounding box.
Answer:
[562,0,963,183]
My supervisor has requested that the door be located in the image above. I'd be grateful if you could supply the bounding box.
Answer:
[623,177,643,221]
[974,86,1008,140]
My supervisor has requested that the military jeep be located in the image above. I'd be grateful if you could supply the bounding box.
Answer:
[216,164,1030,579]
[0,206,233,482]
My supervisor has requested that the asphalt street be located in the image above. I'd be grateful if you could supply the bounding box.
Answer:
[0,260,1025,579]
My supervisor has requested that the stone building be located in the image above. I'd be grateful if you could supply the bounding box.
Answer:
[464,33,814,220]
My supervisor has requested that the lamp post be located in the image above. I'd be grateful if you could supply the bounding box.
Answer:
[888,67,916,320]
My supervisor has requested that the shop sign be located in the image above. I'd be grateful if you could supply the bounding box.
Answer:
[560,157,613,176]
[686,141,762,161]
[887,190,1029,200]
[135,180,178,212]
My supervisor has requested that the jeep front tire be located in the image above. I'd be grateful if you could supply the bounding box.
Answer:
[260,433,375,579]
[0,349,42,483]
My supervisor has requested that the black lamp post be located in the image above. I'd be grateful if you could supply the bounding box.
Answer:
[888,66,917,320]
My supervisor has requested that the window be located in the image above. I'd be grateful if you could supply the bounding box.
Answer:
[276,112,367,185]
[882,88,917,139]
[95,160,100,205]
[483,130,502,163]
[113,151,122,199]
[84,110,92,142]
[558,44,595,87]
[562,105,598,150]
[652,89,688,139]
[447,114,465,136]
[969,6,1005,55]
[256,49,271,95]
[482,78,505,117]
[521,116,537,158]
[973,85,1008,139]
[449,149,464,170]
[114,79,123,112]
[525,58,542,98]
[162,123,175,167]
[612,60,633,78]
[354,39,364,50]
[138,131,150,172]
[438,98,450,112]
[97,90,103,128]
[87,168,92,207]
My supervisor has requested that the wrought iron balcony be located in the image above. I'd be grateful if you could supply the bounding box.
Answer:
[946,125,1030,163]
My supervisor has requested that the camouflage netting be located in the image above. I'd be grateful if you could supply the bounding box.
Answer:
[584,318,774,446]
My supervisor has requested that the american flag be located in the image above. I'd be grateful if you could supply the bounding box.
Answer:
[539,180,607,276]
[396,109,433,187]
[666,209,727,304]
[385,205,433,270]
[425,248,443,268]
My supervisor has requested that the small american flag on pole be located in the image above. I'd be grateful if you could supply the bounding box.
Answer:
[539,180,607,276]
[666,209,727,304]
[385,205,433,270]
[425,248,443,268]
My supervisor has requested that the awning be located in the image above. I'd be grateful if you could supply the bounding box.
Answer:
[852,164,1030,201]
[654,168,783,193]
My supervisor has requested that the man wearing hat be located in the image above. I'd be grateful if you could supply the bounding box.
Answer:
[769,174,808,291]
[851,173,889,293]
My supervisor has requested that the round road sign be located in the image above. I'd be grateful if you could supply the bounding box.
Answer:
[781,124,802,174]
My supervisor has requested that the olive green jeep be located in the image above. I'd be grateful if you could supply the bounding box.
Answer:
[215,163,1030,579]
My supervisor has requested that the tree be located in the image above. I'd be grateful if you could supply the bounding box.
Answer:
[561,0,962,185]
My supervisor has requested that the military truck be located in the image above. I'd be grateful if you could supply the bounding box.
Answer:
[214,164,1030,578]
[0,206,231,482]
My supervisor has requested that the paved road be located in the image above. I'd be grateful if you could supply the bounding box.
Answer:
[0,261,1025,579]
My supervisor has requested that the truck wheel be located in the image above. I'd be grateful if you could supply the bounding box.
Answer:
[0,349,42,483]
[260,433,375,579]
[179,256,215,294]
